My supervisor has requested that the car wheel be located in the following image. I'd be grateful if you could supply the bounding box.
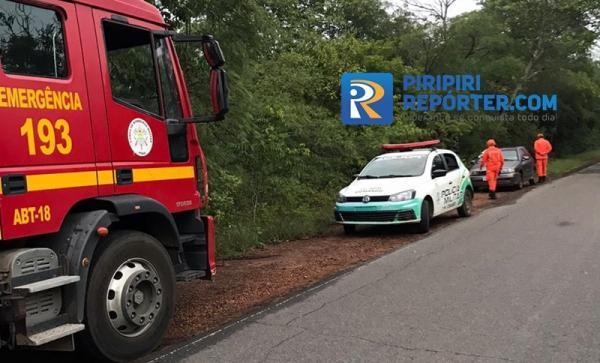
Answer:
[515,173,524,190]
[417,199,431,234]
[457,189,473,217]
[343,224,356,234]
[529,174,538,185]
[78,230,175,362]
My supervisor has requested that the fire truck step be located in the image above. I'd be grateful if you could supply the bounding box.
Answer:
[176,270,206,282]
[14,276,80,294]
[179,233,206,246]
[17,323,85,347]
[179,234,198,244]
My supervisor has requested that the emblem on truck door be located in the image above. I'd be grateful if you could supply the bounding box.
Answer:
[128,118,154,157]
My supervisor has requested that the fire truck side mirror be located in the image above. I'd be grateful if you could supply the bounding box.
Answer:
[210,68,229,118]
[202,35,225,68]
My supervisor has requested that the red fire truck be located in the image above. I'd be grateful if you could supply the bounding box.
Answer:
[0,0,228,360]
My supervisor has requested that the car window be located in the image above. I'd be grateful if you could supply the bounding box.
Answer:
[502,149,519,161]
[431,154,446,172]
[359,154,429,178]
[443,153,459,171]
[0,0,68,78]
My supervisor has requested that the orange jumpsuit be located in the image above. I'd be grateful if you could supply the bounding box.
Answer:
[480,146,505,192]
[534,138,553,177]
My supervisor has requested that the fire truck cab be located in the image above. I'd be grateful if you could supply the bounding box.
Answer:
[0,0,228,360]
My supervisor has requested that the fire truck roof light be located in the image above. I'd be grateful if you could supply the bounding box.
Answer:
[382,140,441,151]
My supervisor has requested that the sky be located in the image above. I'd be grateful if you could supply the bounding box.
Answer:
[390,0,481,18]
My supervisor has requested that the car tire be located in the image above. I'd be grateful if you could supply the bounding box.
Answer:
[78,230,175,362]
[515,173,524,190]
[457,189,473,217]
[343,224,356,234]
[529,174,538,186]
[417,199,431,234]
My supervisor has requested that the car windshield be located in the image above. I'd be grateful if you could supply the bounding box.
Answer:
[359,154,428,178]
[502,149,519,161]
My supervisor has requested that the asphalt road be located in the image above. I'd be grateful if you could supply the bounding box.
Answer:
[157,164,600,363]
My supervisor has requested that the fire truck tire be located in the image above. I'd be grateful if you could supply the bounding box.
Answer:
[79,230,175,362]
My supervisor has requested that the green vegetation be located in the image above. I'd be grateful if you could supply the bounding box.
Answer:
[149,0,600,256]
[549,150,600,177]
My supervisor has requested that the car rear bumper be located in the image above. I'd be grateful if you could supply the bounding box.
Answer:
[334,199,421,225]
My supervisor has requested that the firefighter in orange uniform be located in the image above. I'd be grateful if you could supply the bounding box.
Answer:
[534,133,553,183]
[480,139,504,200]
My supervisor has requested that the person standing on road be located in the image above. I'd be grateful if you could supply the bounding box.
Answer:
[480,139,504,200]
[534,133,553,183]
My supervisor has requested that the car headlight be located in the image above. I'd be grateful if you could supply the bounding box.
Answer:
[501,168,515,174]
[337,193,347,203]
[388,190,416,202]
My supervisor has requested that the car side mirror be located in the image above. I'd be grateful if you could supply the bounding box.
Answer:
[432,169,447,179]
[522,155,530,161]
[202,35,225,68]
[165,34,229,124]
[210,68,229,118]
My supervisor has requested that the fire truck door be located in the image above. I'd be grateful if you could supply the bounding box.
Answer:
[92,10,199,212]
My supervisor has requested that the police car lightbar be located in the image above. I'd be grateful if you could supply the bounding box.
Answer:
[382,140,441,151]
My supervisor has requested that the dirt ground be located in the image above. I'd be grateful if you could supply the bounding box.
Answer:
[163,187,529,346]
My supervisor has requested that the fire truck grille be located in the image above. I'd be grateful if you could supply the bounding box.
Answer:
[337,210,417,222]
[20,257,52,275]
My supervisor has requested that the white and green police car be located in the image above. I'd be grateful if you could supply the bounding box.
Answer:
[335,141,473,234]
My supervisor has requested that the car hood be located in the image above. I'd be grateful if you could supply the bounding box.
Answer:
[471,160,519,171]
[340,176,421,196]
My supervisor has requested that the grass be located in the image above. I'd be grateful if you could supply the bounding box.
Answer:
[548,149,600,177]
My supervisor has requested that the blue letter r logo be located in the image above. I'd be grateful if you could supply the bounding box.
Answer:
[341,73,393,125]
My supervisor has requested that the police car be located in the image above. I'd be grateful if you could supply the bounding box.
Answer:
[335,140,474,234]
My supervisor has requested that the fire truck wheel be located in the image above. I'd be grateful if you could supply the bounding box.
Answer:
[79,230,175,362]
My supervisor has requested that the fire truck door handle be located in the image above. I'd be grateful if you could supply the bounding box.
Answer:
[116,169,133,185]
[1,174,27,195]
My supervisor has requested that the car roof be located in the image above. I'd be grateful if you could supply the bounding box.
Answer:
[69,0,165,26]
[376,149,455,159]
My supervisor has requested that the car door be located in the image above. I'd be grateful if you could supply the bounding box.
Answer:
[520,147,535,180]
[430,153,452,216]
[441,152,463,210]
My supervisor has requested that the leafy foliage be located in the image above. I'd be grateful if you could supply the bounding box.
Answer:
[149,0,600,256]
